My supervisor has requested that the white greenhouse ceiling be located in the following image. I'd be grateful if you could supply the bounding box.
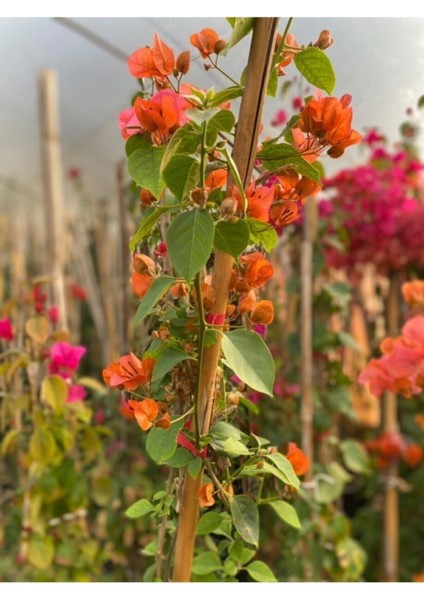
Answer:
[1,17,424,203]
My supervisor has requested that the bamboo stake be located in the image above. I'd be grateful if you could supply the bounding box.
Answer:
[116,161,130,354]
[172,18,280,582]
[382,274,400,582]
[38,70,68,330]
[300,197,316,481]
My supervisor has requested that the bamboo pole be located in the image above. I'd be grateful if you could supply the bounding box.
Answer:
[382,274,400,581]
[172,18,280,582]
[38,70,68,330]
[300,197,316,481]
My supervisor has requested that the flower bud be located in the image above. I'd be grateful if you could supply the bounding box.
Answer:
[256,461,265,469]
[140,188,155,207]
[191,187,208,207]
[220,197,238,217]
[176,50,191,74]
[214,39,227,54]
[227,392,240,406]
[314,30,333,50]
[133,253,156,277]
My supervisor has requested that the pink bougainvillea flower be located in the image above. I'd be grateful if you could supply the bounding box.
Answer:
[47,306,60,325]
[128,34,175,79]
[118,107,142,140]
[271,109,288,127]
[67,384,87,403]
[49,342,86,376]
[103,354,156,391]
[0,318,14,341]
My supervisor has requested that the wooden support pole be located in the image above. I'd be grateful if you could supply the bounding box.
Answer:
[171,18,280,582]
[382,275,400,582]
[38,70,68,330]
[116,161,130,354]
[300,197,316,482]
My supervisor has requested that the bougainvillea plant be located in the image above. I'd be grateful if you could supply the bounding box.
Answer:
[104,17,360,582]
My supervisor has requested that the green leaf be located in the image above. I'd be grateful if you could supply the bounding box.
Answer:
[314,474,343,504]
[229,540,256,565]
[221,147,247,210]
[222,330,275,396]
[196,511,225,535]
[204,329,219,347]
[187,456,202,478]
[133,276,177,326]
[240,462,298,488]
[294,47,336,95]
[268,500,301,529]
[246,218,278,252]
[125,134,147,157]
[29,428,56,464]
[41,375,68,412]
[125,498,155,519]
[340,440,372,475]
[161,125,200,172]
[210,86,244,107]
[245,560,277,583]
[129,204,176,251]
[163,154,200,201]
[214,220,250,259]
[28,535,55,570]
[337,331,360,352]
[128,142,166,199]
[238,395,260,415]
[206,110,236,145]
[257,143,321,181]
[229,495,259,547]
[191,552,222,575]
[223,438,252,457]
[146,420,184,464]
[266,453,300,488]
[224,559,238,576]
[225,17,254,51]
[328,461,353,484]
[25,315,49,345]
[323,281,352,306]
[166,209,214,281]
[91,476,112,507]
[166,447,193,468]
[152,345,189,382]
[0,429,20,455]
[186,107,220,126]
[209,421,249,443]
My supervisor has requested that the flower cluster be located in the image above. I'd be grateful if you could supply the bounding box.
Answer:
[364,431,423,470]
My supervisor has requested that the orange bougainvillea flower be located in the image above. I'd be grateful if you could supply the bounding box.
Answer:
[250,300,275,325]
[270,200,299,227]
[404,444,423,468]
[237,290,257,314]
[190,28,219,58]
[414,414,424,430]
[232,183,275,223]
[133,253,157,276]
[134,89,189,145]
[242,253,274,289]
[103,354,156,391]
[198,482,215,507]
[286,442,310,476]
[205,168,228,190]
[298,94,361,158]
[128,398,159,430]
[412,573,424,582]
[276,33,300,75]
[132,272,154,298]
[275,169,320,203]
[402,280,424,310]
[128,34,175,79]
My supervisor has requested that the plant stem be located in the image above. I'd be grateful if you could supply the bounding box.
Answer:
[193,273,206,447]
[171,18,280,582]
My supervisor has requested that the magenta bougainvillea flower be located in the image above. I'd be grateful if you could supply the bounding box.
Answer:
[0,318,14,341]
[49,342,87,376]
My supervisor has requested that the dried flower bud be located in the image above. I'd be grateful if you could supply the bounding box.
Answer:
[220,197,238,217]
[314,30,333,50]
[256,461,265,469]
[151,331,160,340]
[191,187,208,207]
[204,63,212,71]
[176,50,191,74]
[158,326,170,340]
[214,39,227,54]
[227,392,240,406]
[250,300,275,325]
[140,188,155,207]
[133,253,156,276]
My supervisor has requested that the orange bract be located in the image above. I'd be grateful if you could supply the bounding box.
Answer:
[190,28,219,59]
[128,34,175,79]
[198,482,215,507]
[103,354,156,391]
[128,398,159,430]
[298,94,361,158]
[250,300,275,325]
[132,272,153,298]
[402,280,424,309]
[205,168,228,190]
[286,442,310,476]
